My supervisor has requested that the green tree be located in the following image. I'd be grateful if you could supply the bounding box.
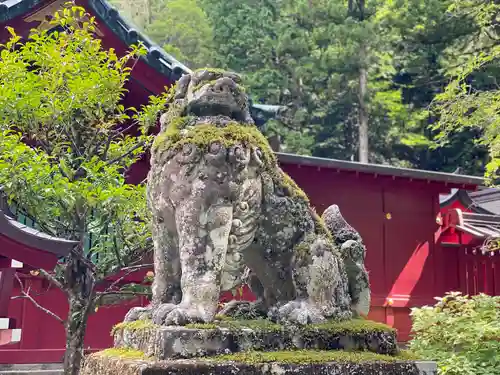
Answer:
[433,0,500,181]
[0,5,166,374]
[110,0,214,68]
[145,0,213,68]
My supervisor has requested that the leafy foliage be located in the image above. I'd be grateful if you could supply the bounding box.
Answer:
[410,292,500,375]
[0,4,168,374]
[432,1,500,183]
[0,5,156,274]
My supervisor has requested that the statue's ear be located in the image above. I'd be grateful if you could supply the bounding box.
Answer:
[174,73,191,99]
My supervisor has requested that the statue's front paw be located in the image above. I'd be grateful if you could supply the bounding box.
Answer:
[151,303,177,324]
[151,304,208,326]
[269,300,326,325]
[124,306,152,322]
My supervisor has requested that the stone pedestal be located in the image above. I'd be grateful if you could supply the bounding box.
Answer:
[82,352,437,375]
[113,318,398,359]
[82,318,437,375]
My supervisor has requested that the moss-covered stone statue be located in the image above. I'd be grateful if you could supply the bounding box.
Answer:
[124,68,370,327]
[82,68,436,375]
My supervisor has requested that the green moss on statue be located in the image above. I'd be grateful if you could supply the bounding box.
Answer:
[210,349,419,365]
[153,117,314,204]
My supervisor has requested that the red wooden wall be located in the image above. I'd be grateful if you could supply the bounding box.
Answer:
[0,160,457,363]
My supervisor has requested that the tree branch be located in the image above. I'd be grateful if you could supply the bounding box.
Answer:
[100,263,153,292]
[39,269,68,296]
[12,273,64,324]
[105,142,145,167]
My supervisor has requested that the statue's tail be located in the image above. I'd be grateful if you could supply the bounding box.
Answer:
[321,204,371,318]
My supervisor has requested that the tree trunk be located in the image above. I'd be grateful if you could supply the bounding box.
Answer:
[62,252,95,375]
[63,297,91,375]
[356,0,369,164]
[358,51,369,164]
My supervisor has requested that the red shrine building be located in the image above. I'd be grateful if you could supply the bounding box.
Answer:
[0,194,75,347]
[0,0,497,364]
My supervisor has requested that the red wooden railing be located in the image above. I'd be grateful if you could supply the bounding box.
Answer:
[458,248,500,296]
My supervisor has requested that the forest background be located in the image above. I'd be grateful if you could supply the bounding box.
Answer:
[109,0,500,176]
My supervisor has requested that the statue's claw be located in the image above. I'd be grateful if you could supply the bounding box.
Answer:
[124,306,152,322]
[149,304,208,326]
[269,300,326,325]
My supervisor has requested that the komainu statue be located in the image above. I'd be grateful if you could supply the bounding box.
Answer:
[125,69,370,326]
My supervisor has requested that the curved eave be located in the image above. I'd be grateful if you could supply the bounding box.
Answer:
[1,213,76,257]
[86,0,190,82]
[0,192,76,263]
[439,187,500,215]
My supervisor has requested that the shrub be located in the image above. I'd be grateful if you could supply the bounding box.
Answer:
[409,292,500,375]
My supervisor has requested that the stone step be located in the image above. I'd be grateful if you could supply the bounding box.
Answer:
[0,365,62,371]
[0,364,62,375]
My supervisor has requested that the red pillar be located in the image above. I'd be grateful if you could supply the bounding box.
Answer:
[0,264,22,346]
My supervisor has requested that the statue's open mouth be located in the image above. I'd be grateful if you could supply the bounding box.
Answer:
[185,77,248,122]
[186,96,247,122]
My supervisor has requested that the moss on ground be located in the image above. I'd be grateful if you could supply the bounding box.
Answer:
[111,319,158,336]
[210,349,419,365]
[99,348,150,360]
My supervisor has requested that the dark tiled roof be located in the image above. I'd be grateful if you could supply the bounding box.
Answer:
[468,188,500,215]
[440,187,500,215]
[447,209,500,239]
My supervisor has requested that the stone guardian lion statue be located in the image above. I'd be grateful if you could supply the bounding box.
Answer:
[125,69,370,326]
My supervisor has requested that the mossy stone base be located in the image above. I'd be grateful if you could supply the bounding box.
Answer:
[81,352,437,375]
[114,319,398,359]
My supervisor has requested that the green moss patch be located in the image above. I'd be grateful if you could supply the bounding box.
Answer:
[99,348,149,360]
[306,318,396,334]
[111,319,158,336]
[210,349,418,365]
[187,317,393,335]
[187,318,282,332]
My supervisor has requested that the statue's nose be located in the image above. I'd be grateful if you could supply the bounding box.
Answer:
[213,77,236,93]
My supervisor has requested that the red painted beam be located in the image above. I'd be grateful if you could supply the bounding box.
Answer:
[0,235,59,270]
